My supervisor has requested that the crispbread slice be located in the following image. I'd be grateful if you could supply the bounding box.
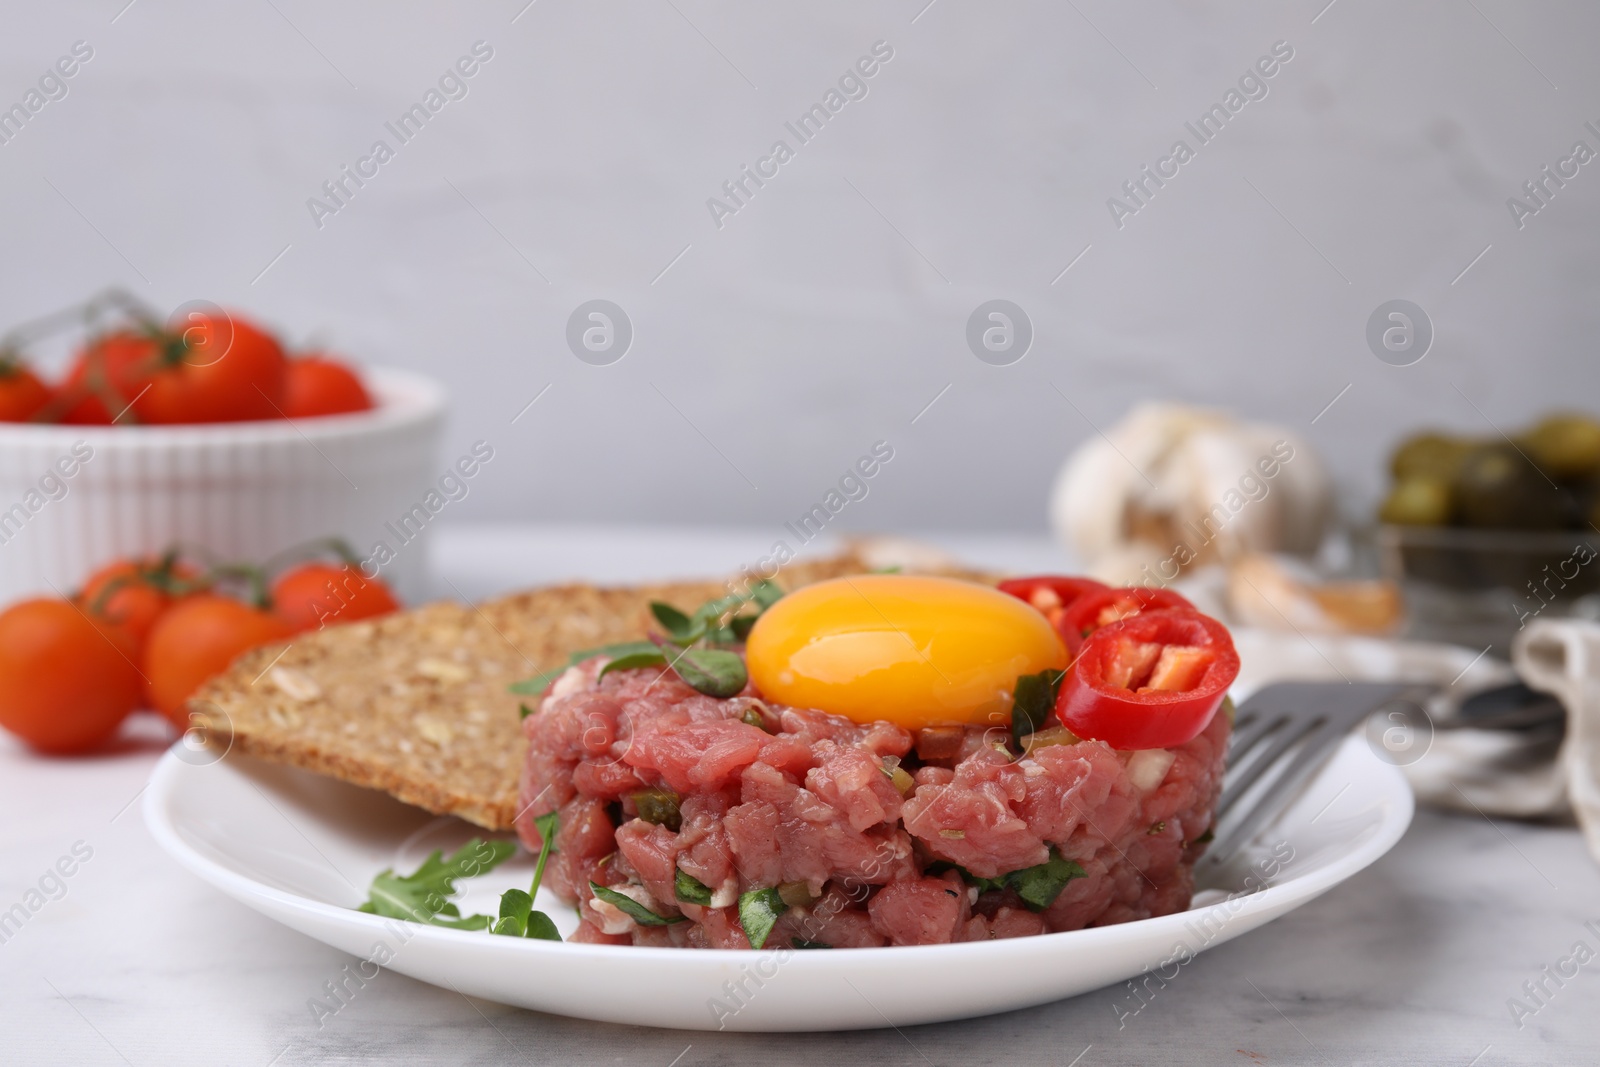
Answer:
[195,549,999,830]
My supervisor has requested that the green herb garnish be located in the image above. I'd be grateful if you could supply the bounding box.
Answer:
[931,847,1086,911]
[491,811,562,940]
[358,838,515,929]
[927,861,1007,894]
[1009,668,1067,752]
[673,580,784,645]
[665,645,747,697]
[509,583,784,700]
[508,671,562,697]
[1006,848,1086,911]
[590,882,685,926]
[597,648,671,677]
[738,886,788,949]
[650,601,697,641]
[508,641,663,698]
[675,867,714,906]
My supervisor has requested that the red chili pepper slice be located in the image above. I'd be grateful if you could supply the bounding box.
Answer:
[997,575,1109,638]
[1055,608,1239,751]
[1058,585,1195,654]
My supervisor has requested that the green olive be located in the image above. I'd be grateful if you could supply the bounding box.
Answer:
[1390,433,1473,482]
[1379,478,1454,526]
[1523,414,1600,482]
[1455,444,1568,529]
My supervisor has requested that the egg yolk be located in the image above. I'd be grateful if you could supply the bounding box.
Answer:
[745,574,1069,730]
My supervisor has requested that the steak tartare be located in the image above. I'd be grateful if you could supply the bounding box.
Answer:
[515,653,1230,949]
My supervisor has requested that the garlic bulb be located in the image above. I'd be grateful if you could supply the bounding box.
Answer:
[1049,402,1333,584]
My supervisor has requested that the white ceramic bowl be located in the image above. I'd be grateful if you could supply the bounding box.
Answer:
[0,367,444,604]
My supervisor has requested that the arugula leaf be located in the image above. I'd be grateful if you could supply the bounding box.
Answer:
[1006,848,1086,911]
[675,867,713,906]
[738,887,788,949]
[1009,669,1066,752]
[424,905,495,930]
[667,645,748,698]
[590,882,685,926]
[358,838,515,928]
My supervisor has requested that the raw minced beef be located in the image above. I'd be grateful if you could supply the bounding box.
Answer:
[515,655,1228,949]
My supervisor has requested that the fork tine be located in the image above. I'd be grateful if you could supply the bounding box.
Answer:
[1206,716,1347,864]
[1198,682,1431,872]
[1225,710,1290,764]
[1214,714,1323,820]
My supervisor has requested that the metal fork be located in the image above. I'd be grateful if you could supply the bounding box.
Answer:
[1199,681,1436,870]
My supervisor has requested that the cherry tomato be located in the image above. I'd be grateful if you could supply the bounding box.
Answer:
[79,557,203,652]
[283,356,373,418]
[272,562,398,633]
[60,315,288,425]
[0,363,51,422]
[143,595,294,726]
[59,331,159,424]
[997,575,1109,637]
[140,315,288,424]
[0,598,143,754]
[1058,586,1195,654]
[1055,609,1239,751]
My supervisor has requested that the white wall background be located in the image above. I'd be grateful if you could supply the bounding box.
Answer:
[2,0,1597,537]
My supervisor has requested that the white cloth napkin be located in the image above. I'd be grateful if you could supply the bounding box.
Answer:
[1509,619,1600,863]
[1236,620,1600,865]
[1228,627,1597,858]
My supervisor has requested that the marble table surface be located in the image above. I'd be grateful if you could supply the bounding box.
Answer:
[3,523,1597,1066]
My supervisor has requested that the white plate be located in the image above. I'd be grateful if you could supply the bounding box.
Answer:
[143,728,1411,1032]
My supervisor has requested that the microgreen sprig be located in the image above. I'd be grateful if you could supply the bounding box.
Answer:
[508,579,785,701]
[492,811,562,940]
